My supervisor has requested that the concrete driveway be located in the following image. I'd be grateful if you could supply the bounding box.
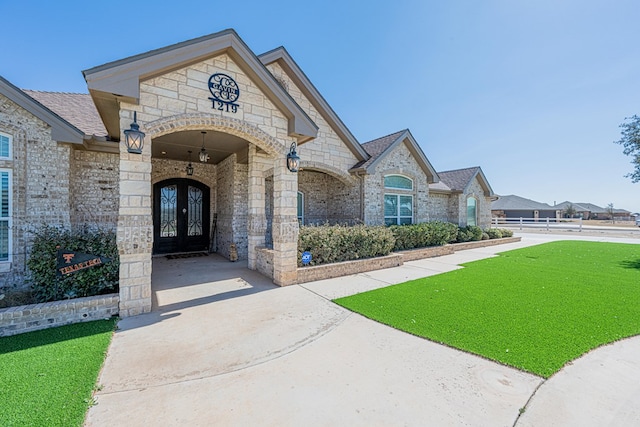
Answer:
[85,235,640,426]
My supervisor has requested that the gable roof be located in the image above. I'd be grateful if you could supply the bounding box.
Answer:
[259,47,368,162]
[353,129,439,183]
[23,91,107,137]
[0,76,85,144]
[435,166,494,196]
[491,195,555,211]
[83,29,318,143]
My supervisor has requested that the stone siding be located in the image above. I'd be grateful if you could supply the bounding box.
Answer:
[215,154,249,260]
[70,150,119,231]
[298,170,360,225]
[427,192,451,222]
[363,141,429,225]
[0,293,119,337]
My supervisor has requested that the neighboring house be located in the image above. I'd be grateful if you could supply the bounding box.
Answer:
[554,201,631,220]
[491,195,559,220]
[0,29,495,316]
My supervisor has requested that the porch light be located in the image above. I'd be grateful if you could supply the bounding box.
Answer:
[123,111,145,154]
[286,142,300,173]
[186,150,194,176]
[199,131,210,163]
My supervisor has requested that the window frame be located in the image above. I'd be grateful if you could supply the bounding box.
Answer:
[297,191,304,224]
[384,174,413,191]
[384,193,414,226]
[466,196,477,227]
[0,132,12,160]
[0,169,12,263]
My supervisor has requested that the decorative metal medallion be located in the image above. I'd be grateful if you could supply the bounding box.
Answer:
[208,73,240,113]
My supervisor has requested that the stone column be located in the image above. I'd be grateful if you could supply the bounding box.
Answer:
[271,154,298,286]
[117,109,153,317]
[247,145,267,270]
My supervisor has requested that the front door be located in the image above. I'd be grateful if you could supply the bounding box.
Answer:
[153,178,210,254]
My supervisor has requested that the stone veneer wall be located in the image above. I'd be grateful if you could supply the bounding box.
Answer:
[0,294,119,337]
[454,178,492,228]
[427,192,451,222]
[363,141,429,225]
[0,95,72,289]
[70,150,119,231]
[216,154,245,260]
[298,170,360,225]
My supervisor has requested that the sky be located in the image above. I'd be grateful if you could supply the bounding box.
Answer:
[2,0,639,213]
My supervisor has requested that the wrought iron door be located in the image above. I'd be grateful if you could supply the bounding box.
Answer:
[153,179,210,254]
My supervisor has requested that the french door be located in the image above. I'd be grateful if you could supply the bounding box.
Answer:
[153,179,210,254]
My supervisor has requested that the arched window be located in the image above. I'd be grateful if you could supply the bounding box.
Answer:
[384,175,413,190]
[384,175,413,225]
[466,197,477,227]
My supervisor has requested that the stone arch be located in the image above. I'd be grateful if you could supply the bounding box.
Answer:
[144,113,285,157]
[299,160,357,186]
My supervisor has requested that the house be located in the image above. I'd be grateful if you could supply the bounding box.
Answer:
[554,201,631,220]
[491,195,559,220]
[0,29,495,316]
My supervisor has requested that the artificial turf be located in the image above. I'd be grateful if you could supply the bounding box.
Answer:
[0,319,116,426]
[334,241,640,378]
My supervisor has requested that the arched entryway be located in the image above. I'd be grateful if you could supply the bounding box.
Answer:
[153,178,210,254]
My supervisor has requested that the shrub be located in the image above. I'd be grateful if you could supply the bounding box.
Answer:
[298,224,395,266]
[500,228,514,237]
[456,225,483,242]
[390,221,459,251]
[486,228,503,239]
[481,232,490,240]
[27,225,119,303]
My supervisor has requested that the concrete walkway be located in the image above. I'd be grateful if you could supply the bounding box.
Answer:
[85,234,640,426]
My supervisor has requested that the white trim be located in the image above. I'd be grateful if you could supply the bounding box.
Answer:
[0,169,12,263]
[0,132,12,160]
[384,193,414,225]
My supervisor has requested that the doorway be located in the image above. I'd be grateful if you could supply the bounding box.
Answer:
[153,178,210,254]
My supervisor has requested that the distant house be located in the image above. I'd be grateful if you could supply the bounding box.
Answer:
[491,195,559,220]
[554,201,631,220]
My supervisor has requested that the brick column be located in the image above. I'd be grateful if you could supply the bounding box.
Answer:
[271,156,298,286]
[117,110,152,317]
[247,145,268,270]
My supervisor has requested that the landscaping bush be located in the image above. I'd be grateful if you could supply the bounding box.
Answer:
[456,225,483,242]
[486,228,503,239]
[500,228,514,237]
[298,224,395,266]
[390,221,459,251]
[27,225,119,303]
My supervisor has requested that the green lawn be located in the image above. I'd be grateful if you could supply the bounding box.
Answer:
[0,319,116,426]
[334,241,640,378]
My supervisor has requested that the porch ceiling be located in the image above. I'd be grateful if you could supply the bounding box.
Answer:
[153,130,249,164]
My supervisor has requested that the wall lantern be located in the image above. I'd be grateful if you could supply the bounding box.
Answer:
[186,150,194,176]
[199,131,210,163]
[123,111,145,154]
[286,142,300,173]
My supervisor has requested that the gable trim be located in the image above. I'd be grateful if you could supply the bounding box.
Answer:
[83,29,318,143]
[352,129,439,183]
[0,76,85,144]
[259,47,369,161]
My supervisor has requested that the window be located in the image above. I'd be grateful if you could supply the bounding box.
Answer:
[0,133,11,159]
[384,175,413,190]
[466,197,477,227]
[384,194,413,225]
[297,191,304,224]
[384,174,414,225]
[0,170,11,262]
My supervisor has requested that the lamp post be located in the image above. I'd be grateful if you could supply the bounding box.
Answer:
[123,111,145,154]
[286,142,300,172]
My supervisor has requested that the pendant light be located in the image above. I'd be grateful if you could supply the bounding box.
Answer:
[186,150,194,176]
[199,131,209,163]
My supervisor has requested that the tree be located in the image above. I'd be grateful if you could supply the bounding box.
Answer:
[607,203,615,224]
[614,115,640,183]
[564,203,577,218]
